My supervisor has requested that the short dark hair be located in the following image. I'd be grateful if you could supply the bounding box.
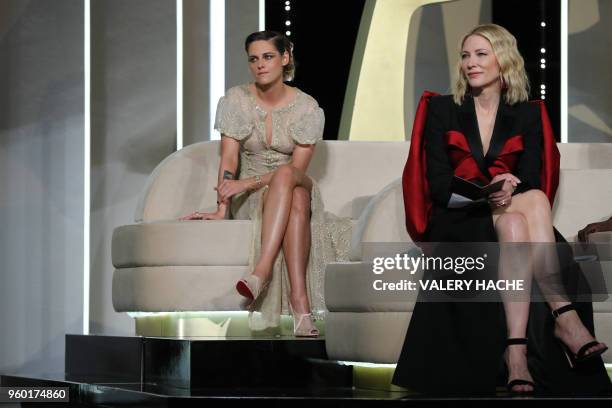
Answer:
[245,30,295,81]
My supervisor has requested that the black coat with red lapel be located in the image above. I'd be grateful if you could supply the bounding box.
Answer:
[403,91,559,243]
[392,92,611,396]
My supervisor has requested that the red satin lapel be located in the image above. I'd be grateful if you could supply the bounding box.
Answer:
[445,131,489,184]
[445,131,471,152]
[489,135,524,178]
[498,134,524,156]
[403,94,560,243]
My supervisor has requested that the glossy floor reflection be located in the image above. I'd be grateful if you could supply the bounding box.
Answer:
[3,333,612,407]
[3,373,612,408]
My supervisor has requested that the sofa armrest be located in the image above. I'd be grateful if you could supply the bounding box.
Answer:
[135,141,221,222]
[350,178,412,261]
[588,231,612,244]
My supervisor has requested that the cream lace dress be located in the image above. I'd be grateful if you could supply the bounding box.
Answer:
[214,84,352,331]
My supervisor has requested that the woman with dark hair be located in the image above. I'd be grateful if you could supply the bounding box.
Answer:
[181,31,350,336]
[393,24,610,396]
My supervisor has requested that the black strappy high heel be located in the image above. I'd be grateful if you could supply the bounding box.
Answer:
[551,304,609,368]
[505,338,535,396]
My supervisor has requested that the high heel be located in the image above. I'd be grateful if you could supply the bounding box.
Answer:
[505,338,535,396]
[289,304,319,338]
[551,304,608,368]
[235,274,269,304]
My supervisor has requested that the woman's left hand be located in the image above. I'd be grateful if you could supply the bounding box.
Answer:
[488,174,518,209]
[215,179,249,203]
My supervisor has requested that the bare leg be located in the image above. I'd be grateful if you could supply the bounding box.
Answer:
[252,164,312,282]
[492,212,534,393]
[282,187,312,315]
[496,189,607,357]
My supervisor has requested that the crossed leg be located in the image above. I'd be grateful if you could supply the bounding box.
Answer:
[251,164,314,315]
[281,186,313,315]
[493,189,607,392]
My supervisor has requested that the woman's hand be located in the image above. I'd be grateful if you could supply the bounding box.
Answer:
[488,173,520,209]
[215,179,250,203]
[179,208,226,221]
[491,173,521,189]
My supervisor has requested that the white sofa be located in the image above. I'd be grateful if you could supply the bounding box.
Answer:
[112,141,413,313]
[111,141,612,363]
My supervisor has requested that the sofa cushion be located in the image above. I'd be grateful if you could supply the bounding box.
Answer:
[590,261,612,313]
[324,312,612,364]
[112,220,253,267]
[136,142,612,223]
[553,169,612,238]
[326,260,612,311]
[350,179,412,261]
[589,231,612,244]
[324,311,411,364]
[112,265,249,312]
[113,219,361,268]
[556,143,612,170]
[325,262,417,312]
[594,313,612,364]
[137,141,414,222]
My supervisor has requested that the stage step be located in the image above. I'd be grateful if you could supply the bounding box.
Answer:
[65,334,351,390]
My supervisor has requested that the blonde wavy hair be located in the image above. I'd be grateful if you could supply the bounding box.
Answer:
[452,24,530,105]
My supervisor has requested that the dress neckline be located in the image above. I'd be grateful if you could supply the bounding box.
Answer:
[474,99,500,158]
[242,83,302,115]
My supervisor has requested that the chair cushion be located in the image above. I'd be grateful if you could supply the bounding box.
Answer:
[112,220,253,267]
[590,261,612,313]
[594,313,612,364]
[112,265,249,312]
[113,219,361,268]
[589,231,612,244]
[553,169,612,238]
[324,311,411,363]
[325,262,417,312]
[325,261,612,313]
[350,179,412,261]
[325,312,612,364]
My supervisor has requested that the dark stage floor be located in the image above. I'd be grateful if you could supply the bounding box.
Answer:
[4,372,612,407]
[2,334,612,407]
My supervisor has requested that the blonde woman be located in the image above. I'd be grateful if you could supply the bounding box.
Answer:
[394,24,610,396]
[181,31,351,337]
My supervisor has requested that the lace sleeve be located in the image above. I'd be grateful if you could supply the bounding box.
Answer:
[289,106,325,145]
[214,95,253,140]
